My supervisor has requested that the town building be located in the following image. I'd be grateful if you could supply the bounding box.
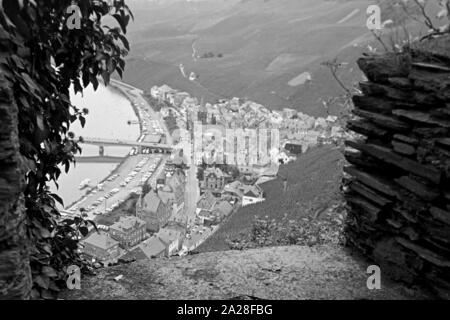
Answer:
[168,170,186,207]
[137,190,170,232]
[135,236,167,259]
[201,167,230,195]
[173,92,190,106]
[109,216,147,249]
[156,172,166,189]
[157,228,184,257]
[182,96,198,110]
[150,84,175,101]
[81,232,120,262]
[158,185,177,216]
[284,143,303,155]
[145,134,162,144]
[196,190,217,212]
[222,181,243,198]
[197,209,217,226]
[283,108,297,119]
[242,185,265,207]
[211,200,234,222]
[165,159,176,174]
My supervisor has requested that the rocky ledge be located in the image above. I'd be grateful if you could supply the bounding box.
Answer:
[62,245,430,300]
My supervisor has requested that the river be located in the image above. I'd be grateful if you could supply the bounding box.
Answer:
[51,84,140,208]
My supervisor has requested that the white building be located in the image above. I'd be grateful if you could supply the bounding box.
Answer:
[242,185,265,207]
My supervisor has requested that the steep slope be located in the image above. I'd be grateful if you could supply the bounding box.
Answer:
[121,0,373,116]
[197,145,345,253]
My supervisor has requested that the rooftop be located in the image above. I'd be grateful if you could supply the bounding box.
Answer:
[158,84,174,93]
[158,188,175,205]
[145,134,162,143]
[82,232,118,250]
[138,237,167,259]
[213,201,233,217]
[242,185,263,198]
[157,228,182,244]
[110,216,146,233]
[197,190,217,210]
[143,191,162,213]
[204,167,226,178]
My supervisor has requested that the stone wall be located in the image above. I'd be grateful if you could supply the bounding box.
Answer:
[344,36,450,299]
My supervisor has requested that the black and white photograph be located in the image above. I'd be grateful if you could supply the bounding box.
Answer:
[1,0,450,306]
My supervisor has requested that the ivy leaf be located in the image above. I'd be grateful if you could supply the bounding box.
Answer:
[21,72,39,92]
[42,266,58,278]
[90,74,99,91]
[112,13,127,34]
[101,70,110,85]
[3,0,31,38]
[50,193,64,206]
[79,226,89,237]
[116,67,123,78]
[40,227,51,239]
[86,220,99,232]
[118,34,129,51]
[34,275,50,290]
[36,114,45,131]
[79,115,86,128]
[64,160,70,174]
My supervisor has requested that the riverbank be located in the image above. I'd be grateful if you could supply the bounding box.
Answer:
[63,81,143,210]
[109,80,144,138]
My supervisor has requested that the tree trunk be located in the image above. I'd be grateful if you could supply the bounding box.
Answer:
[0,54,32,299]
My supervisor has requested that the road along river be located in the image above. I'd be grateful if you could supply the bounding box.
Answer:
[52,83,140,208]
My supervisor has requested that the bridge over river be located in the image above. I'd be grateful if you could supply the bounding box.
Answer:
[80,137,173,154]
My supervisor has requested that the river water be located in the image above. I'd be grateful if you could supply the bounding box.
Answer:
[51,84,140,208]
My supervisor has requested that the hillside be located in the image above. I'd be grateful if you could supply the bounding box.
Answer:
[197,145,346,252]
[121,0,377,116]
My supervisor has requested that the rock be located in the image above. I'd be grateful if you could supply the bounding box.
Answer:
[388,77,413,89]
[392,141,416,156]
[436,138,450,150]
[430,207,450,226]
[396,238,450,268]
[395,176,440,201]
[346,141,442,185]
[393,134,419,145]
[352,95,395,114]
[347,119,390,139]
[349,181,393,207]
[408,68,450,101]
[359,82,439,105]
[352,109,410,132]
[346,194,382,222]
[393,109,450,128]
[357,53,411,82]
[343,165,397,197]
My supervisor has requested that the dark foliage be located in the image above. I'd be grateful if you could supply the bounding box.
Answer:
[0,0,132,299]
